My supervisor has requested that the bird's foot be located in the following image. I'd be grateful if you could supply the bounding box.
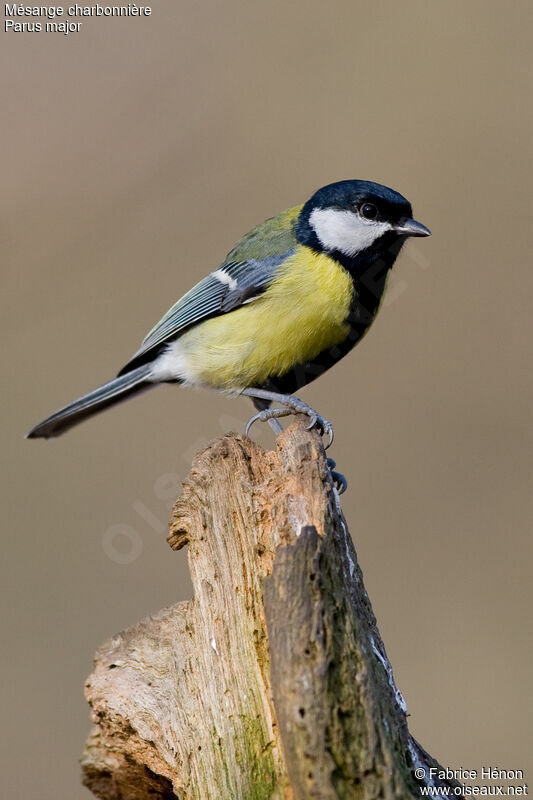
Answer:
[326,457,348,494]
[245,398,334,448]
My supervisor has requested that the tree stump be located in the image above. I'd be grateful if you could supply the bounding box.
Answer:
[82,422,462,799]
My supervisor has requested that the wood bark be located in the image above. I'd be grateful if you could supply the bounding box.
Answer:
[82,422,462,800]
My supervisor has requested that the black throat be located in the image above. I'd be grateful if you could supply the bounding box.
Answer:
[341,233,405,322]
[295,214,405,320]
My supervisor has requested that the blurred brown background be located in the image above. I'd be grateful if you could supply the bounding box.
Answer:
[2,1,532,797]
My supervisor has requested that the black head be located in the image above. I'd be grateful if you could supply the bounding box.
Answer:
[295,179,430,267]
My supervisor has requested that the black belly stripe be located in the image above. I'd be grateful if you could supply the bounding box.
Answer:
[260,239,399,395]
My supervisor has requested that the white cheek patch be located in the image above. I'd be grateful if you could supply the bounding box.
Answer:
[309,208,391,257]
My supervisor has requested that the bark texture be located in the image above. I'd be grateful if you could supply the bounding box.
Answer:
[82,422,461,800]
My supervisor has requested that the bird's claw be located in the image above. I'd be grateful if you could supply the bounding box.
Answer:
[308,414,334,449]
[245,410,265,437]
[326,457,347,494]
[245,405,343,489]
[245,406,287,437]
[246,403,334,448]
[330,470,348,494]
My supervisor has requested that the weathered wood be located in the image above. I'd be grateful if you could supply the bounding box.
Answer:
[82,422,461,799]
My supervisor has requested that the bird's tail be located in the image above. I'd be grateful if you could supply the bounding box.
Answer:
[26,365,154,439]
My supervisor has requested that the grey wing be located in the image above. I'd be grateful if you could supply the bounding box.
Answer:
[117,252,293,375]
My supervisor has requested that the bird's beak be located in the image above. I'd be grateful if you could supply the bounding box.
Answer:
[394,218,432,237]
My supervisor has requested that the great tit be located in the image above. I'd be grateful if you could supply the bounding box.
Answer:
[27,180,430,444]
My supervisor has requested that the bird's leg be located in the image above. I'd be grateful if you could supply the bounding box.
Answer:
[242,387,334,448]
[268,418,284,434]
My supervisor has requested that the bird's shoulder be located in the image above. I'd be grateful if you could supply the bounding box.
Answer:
[223,204,302,262]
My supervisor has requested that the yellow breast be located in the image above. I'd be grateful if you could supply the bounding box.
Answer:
[177,246,354,390]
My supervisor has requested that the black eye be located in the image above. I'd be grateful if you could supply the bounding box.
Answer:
[360,202,378,220]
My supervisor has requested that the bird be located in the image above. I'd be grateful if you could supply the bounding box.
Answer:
[27,179,430,461]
